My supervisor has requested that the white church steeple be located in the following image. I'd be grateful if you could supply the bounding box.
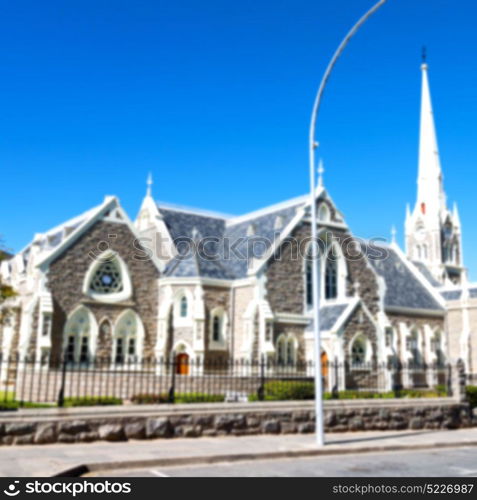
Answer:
[405,54,464,285]
[416,55,446,220]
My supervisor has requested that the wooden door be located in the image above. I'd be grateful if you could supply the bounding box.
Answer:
[176,353,189,375]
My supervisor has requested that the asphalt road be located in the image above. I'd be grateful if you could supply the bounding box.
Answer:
[92,446,477,477]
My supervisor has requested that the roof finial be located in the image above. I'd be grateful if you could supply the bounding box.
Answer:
[422,45,427,64]
[391,225,397,244]
[146,172,153,197]
[317,158,325,187]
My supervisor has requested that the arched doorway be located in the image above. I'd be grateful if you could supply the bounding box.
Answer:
[176,353,190,375]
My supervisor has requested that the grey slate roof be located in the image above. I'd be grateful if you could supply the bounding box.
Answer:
[362,243,444,312]
[412,261,442,287]
[320,303,349,331]
[159,200,305,279]
[441,290,462,301]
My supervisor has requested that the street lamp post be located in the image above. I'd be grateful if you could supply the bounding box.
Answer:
[308,0,388,447]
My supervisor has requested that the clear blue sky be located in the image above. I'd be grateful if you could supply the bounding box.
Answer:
[1,0,477,278]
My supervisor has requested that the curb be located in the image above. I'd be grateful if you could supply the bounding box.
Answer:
[53,439,477,477]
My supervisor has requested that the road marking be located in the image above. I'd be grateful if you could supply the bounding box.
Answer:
[150,470,169,477]
[450,467,477,477]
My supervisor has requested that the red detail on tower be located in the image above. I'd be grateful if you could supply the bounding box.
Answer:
[421,203,426,215]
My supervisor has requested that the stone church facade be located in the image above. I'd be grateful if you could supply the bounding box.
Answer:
[0,60,472,389]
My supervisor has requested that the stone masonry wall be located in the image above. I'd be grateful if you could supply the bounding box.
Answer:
[265,225,380,317]
[0,400,471,446]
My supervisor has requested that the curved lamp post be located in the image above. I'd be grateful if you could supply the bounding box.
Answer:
[309,0,388,447]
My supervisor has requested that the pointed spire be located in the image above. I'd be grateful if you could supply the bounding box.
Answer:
[317,159,325,187]
[391,225,397,244]
[453,202,461,227]
[146,172,153,197]
[417,56,446,217]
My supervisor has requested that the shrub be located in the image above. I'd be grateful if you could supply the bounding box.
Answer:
[0,400,54,411]
[466,386,477,408]
[175,393,225,404]
[131,393,170,404]
[250,381,315,401]
[63,396,122,407]
[131,393,225,404]
[0,401,18,411]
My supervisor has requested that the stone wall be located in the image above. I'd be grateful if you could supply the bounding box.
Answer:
[0,400,471,446]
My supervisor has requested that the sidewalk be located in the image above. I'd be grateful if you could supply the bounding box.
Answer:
[1,427,477,477]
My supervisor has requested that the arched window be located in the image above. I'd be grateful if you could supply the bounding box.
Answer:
[212,315,220,342]
[63,307,97,364]
[286,338,296,365]
[113,310,144,364]
[83,251,132,303]
[276,334,296,366]
[351,336,366,366]
[305,259,313,307]
[180,296,188,318]
[416,245,422,260]
[277,336,286,365]
[325,254,338,300]
[209,308,226,348]
[422,244,428,260]
[407,329,421,366]
[432,331,445,366]
[318,203,330,222]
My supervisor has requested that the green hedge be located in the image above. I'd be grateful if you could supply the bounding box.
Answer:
[63,397,123,407]
[466,386,477,408]
[0,401,54,411]
[249,381,315,401]
[249,381,448,402]
[131,393,225,405]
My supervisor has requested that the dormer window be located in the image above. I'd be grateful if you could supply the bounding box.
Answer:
[247,224,256,237]
[318,203,330,222]
[274,216,284,230]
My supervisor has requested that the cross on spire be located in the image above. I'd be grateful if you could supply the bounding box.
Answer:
[421,45,427,64]
[391,225,397,244]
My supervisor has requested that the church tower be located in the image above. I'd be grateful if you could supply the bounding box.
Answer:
[405,57,464,285]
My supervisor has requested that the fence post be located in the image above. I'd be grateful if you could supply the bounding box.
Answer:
[257,354,265,401]
[168,352,176,404]
[447,363,453,398]
[57,352,68,408]
[331,359,339,399]
[450,359,467,402]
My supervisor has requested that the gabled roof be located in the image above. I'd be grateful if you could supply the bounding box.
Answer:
[34,197,163,272]
[361,241,445,313]
[156,187,348,280]
[157,195,309,279]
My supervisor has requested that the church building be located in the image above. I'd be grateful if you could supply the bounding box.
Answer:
[0,60,473,390]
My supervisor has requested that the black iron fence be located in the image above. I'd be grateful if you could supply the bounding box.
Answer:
[0,355,452,406]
